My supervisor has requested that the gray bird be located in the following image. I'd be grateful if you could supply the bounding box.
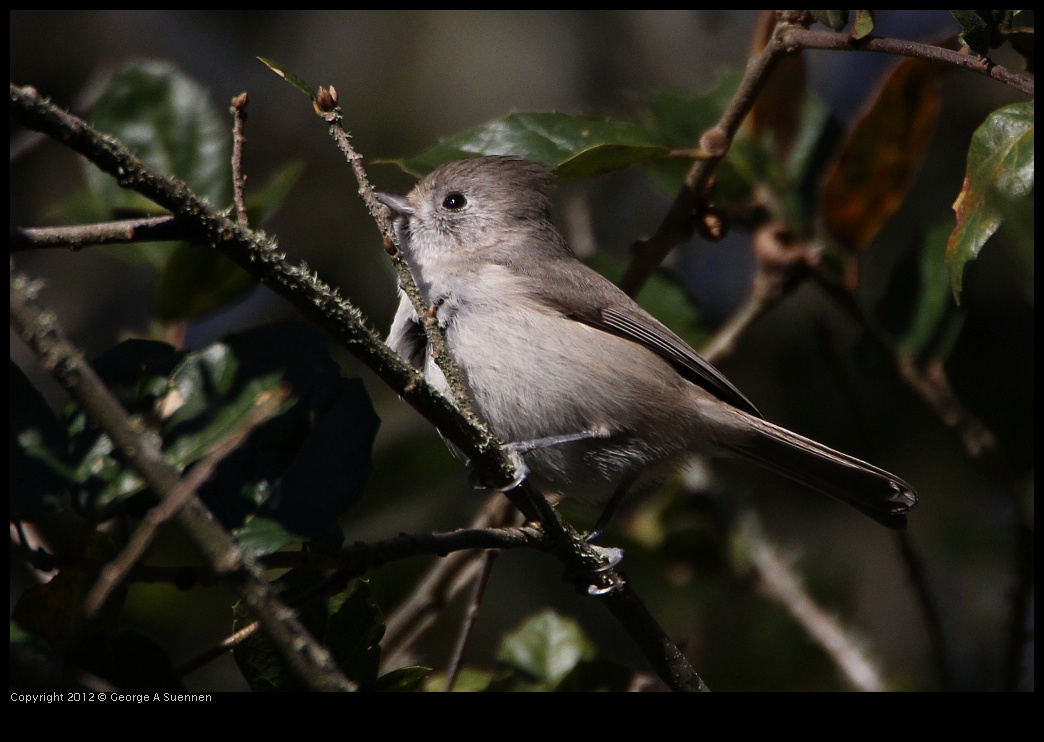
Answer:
[376,155,916,536]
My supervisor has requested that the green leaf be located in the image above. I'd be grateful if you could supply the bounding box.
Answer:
[86,60,231,212]
[374,665,431,692]
[948,102,1034,302]
[497,610,594,685]
[430,666,498,692]
[64,323,378,547]
[233,570,385,691]
[641,75,775,209]
[641,74,741,193]
[80,59,275,321]
[258,56,316,98]
[392,112,669,180]
[812,10,850,32]
[850,10,875,39]
[899,224,965,360]
[231,513,299,558]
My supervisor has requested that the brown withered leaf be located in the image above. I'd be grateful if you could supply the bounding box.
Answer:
[746,10,807,160]
[820,57,944,255]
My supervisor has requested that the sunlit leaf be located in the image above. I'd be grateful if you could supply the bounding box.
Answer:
[947,102,1034,302]
[497,610,594,684]
[820,58,943,253]
[258,56,315,98]
[392,112,669,180]
[851,10,875,40]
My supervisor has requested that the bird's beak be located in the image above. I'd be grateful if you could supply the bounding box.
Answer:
[373,191,414,217]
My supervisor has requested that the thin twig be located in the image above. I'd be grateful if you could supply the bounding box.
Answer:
[179,523,538,677]
[10,216,183,251]
[230,92,250,226]
[445,549,498,691]
[381,498,517,670]
[177,621,261,677]
[10,268,354,692]
[741,512,885,691]
[321,99,479,422]
[779,27,1034,96]
[896,530,955,690]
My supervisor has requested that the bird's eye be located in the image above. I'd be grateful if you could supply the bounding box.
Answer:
[442,192,467,210]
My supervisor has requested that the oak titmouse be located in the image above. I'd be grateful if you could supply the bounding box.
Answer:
[376,156,916,534]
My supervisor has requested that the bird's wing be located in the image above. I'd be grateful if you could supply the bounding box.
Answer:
[522,258,762,418]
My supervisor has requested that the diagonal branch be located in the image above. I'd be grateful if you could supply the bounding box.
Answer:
[10,269,355,692]
[619,12,801,296]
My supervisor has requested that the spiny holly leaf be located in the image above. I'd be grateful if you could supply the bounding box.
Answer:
[948,102,1034,302]
[391,112,669,180]
[62,324,378,554]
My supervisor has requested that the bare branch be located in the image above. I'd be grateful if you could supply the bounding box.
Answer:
[11,216,183,251]
[741,512,885,691]
[445,549,497,691]
[780,27,1034,96]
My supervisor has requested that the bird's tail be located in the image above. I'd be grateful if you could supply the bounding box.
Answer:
[724,416,917,529]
